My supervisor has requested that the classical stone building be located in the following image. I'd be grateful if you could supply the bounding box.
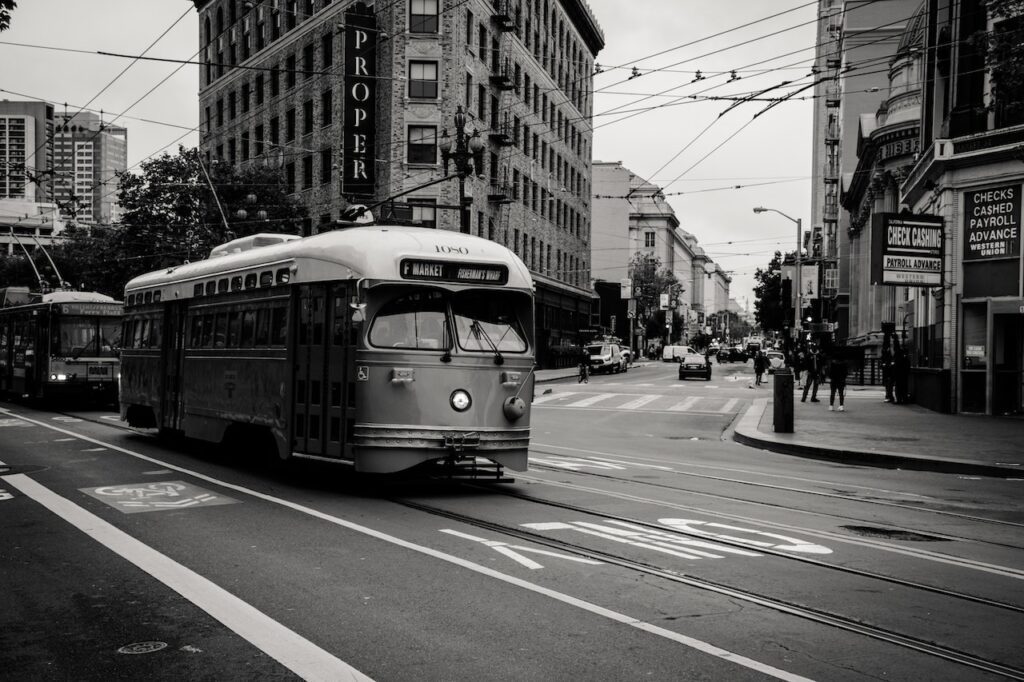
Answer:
[192,0,604,367]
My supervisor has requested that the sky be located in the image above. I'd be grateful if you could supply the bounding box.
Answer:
[0,0,822,306]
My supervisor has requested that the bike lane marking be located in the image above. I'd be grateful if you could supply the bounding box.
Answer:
[0,408,814,682]
[438,529,603,570]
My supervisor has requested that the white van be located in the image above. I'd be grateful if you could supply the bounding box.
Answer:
[662,345,696,362]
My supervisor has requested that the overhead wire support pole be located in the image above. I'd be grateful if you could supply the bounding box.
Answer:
[30,235,68,289]
[195,154,232,233]
[9,228,46,290]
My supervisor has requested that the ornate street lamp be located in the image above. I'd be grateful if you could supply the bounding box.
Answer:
[439,106,485,234]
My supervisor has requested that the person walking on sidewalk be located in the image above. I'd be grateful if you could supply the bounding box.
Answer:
[792,347,805,389]
[801,347,821,402]
[577,345,590,383]
[881,346,895,403]
[828,352,848,411]
[753,350,768,386]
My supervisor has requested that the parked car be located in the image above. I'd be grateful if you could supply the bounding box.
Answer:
[662,345,697,362]
[766,350,786,374]
[678,353,712,381]
[587,343,627,374]
[718,346,747,363]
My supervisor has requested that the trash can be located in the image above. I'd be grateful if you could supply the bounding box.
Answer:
[773,368,794,433]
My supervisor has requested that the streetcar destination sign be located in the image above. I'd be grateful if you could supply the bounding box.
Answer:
[870,213,944,287]
[400,259,509,284]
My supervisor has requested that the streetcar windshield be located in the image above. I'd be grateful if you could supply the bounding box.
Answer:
[451,291,527,353]
[55,316,121,358]
[369,290,449,350]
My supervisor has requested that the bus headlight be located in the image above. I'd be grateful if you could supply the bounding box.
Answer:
[450,389,472,412]
[50,374,68,382]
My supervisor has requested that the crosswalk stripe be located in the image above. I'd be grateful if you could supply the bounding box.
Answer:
[533,391,576,404]
[564,393,620,407]
[668,397,700,412]
[618,394,662,410]
[718,398,739,413]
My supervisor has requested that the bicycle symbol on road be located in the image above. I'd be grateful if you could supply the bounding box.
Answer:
[83,480,236,514]
[94,482,188,499]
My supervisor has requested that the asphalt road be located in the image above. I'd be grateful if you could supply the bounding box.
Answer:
[2,361,1023,681]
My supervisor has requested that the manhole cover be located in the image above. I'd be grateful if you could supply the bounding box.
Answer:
[117,641,168,655]
[840,525,948,542]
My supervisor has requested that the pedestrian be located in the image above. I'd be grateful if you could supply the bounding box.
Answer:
[881,346,894,403]
[753,350,767,386]
[792,348,804,389]
[828,352,848,411]
[894,345,910,404]
[577,345,589,383]
[801,347,821,403]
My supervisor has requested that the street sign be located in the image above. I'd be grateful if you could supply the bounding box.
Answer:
[610,315,617,330]
[627,298,636,318]
[660,293,669,309]
[620,278,632,299]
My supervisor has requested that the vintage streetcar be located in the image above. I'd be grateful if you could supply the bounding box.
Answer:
[0,287,122,404]
[119,226,536,476]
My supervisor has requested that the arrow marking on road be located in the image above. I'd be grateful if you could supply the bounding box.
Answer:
[440,529,602,570]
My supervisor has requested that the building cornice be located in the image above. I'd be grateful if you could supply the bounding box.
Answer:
[559,0,605,54]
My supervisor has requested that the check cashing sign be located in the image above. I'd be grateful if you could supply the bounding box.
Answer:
[964,183,1020,261]
[870,213,944,287]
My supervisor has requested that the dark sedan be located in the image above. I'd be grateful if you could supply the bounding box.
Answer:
[678,353,712,381]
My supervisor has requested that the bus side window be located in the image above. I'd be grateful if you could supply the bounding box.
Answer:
[255,309,270,346]
[190,316,203,347]
[241,310,256,347]
[214,313,228,348]
[244,274,257,289]
[259,271,273,287]
[205,282,216,296]
[276,268,290,284]
[201,314,214,347]
[231,276,243,292]
[271,306,287,346]
[227,311,242,347]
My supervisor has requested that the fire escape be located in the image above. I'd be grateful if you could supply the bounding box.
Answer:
[486,2,516,205]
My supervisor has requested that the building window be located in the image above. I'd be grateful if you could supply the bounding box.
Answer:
[270,117,280,145]
[255,74,264,104]
[303,154,313,190]
[465,10,473,47]
[241,83,250,113]
[407,126,437,164]
[285,53,296,88]
[241,131,250,160]
[303,43,314,79]
[409,61,438,99]
[255,124,265,155]
[321,148,333,184]
[216,98,224,126]
[286,108,296,141]
[303,99,314,135]
[285,161,296,192]
[409,197,436,228]
[270,65,280,96]
[410,0,438,33]
[321,31,333,68]
[321,89,333,126]
[465,73,472,110]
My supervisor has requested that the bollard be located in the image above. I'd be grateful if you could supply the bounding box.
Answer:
[773,368,794,433]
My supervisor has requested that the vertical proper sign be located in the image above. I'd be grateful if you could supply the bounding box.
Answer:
[870,213,944,286]
[964,183,1021,261]
[343,2,377,199]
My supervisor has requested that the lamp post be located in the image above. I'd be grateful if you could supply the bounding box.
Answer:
[439,106,485,234]
[753,206,802,340]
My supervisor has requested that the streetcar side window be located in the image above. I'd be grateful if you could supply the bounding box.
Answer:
[190,316,203,347]
[231,276,243,292]
[149,317,163,348]
[217,279,229,294]
[275,268,290,284]
[194,284,204,297]
[255,308,270,346]
[127,294,135,307]
[135,319,148,348]
[271,306,288,346]
[201,314,214,347]
[206,282,216,296]
[144,292,152,304]
[244,274,257,289]
[260,271,274,287]
[241,310,256,347]
[153,291,162,303]
[213,313,228,348]
[227,311,242,347]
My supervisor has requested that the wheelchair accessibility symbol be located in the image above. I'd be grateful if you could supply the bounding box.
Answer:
[83,481,237,514]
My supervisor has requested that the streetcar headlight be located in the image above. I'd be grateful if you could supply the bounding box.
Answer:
[450,389,472,412]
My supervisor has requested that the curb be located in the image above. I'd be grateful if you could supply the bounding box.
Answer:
[733,398,1021,478]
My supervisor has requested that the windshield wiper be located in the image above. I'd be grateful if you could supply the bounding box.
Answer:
[71,335,98,360]
[470,320,504,365]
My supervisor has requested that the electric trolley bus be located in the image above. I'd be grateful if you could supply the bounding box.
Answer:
[119,226,535,475]
[0,287,123,404]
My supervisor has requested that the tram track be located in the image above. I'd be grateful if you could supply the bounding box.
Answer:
[393,494,1024,680]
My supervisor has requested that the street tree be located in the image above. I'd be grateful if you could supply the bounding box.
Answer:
[51,146,306,297]
[972,0,1024,123]
[0,0,16,32]
[753,251,786,334]
[629,252,684,341]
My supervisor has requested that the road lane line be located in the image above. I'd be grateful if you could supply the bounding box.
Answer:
[1,473,372,682]
[668,397,700,412]
[0,408,815,682]
[532,391,577,404]
[564,393,620,407]
[618,395,661,410]
[718,398,739,413]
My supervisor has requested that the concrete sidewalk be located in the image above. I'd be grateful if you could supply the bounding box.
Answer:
[733,388,1024,477]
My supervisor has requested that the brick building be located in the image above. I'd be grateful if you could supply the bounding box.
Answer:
[192,0,604,367]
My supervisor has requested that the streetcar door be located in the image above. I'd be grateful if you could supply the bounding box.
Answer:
[161,301,187,431]
[324,283,355,459]
[293,284,329,456]
[0,318,10,392]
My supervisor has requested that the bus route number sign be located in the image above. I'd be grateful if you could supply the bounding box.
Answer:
[400,259,509,285]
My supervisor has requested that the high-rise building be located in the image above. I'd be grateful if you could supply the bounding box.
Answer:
[192,0,604,367]
[53,111,128,225]
[0,100,54,203]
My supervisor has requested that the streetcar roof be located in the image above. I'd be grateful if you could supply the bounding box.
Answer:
[42,290,119,304]
[124,226,533,297]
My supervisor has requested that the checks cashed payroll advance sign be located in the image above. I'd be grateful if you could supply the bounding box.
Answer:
[964,184,1021,261]
[870,213,944,287]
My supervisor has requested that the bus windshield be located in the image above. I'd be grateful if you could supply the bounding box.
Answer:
[451,291,527,353]
[55,316,121,358]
